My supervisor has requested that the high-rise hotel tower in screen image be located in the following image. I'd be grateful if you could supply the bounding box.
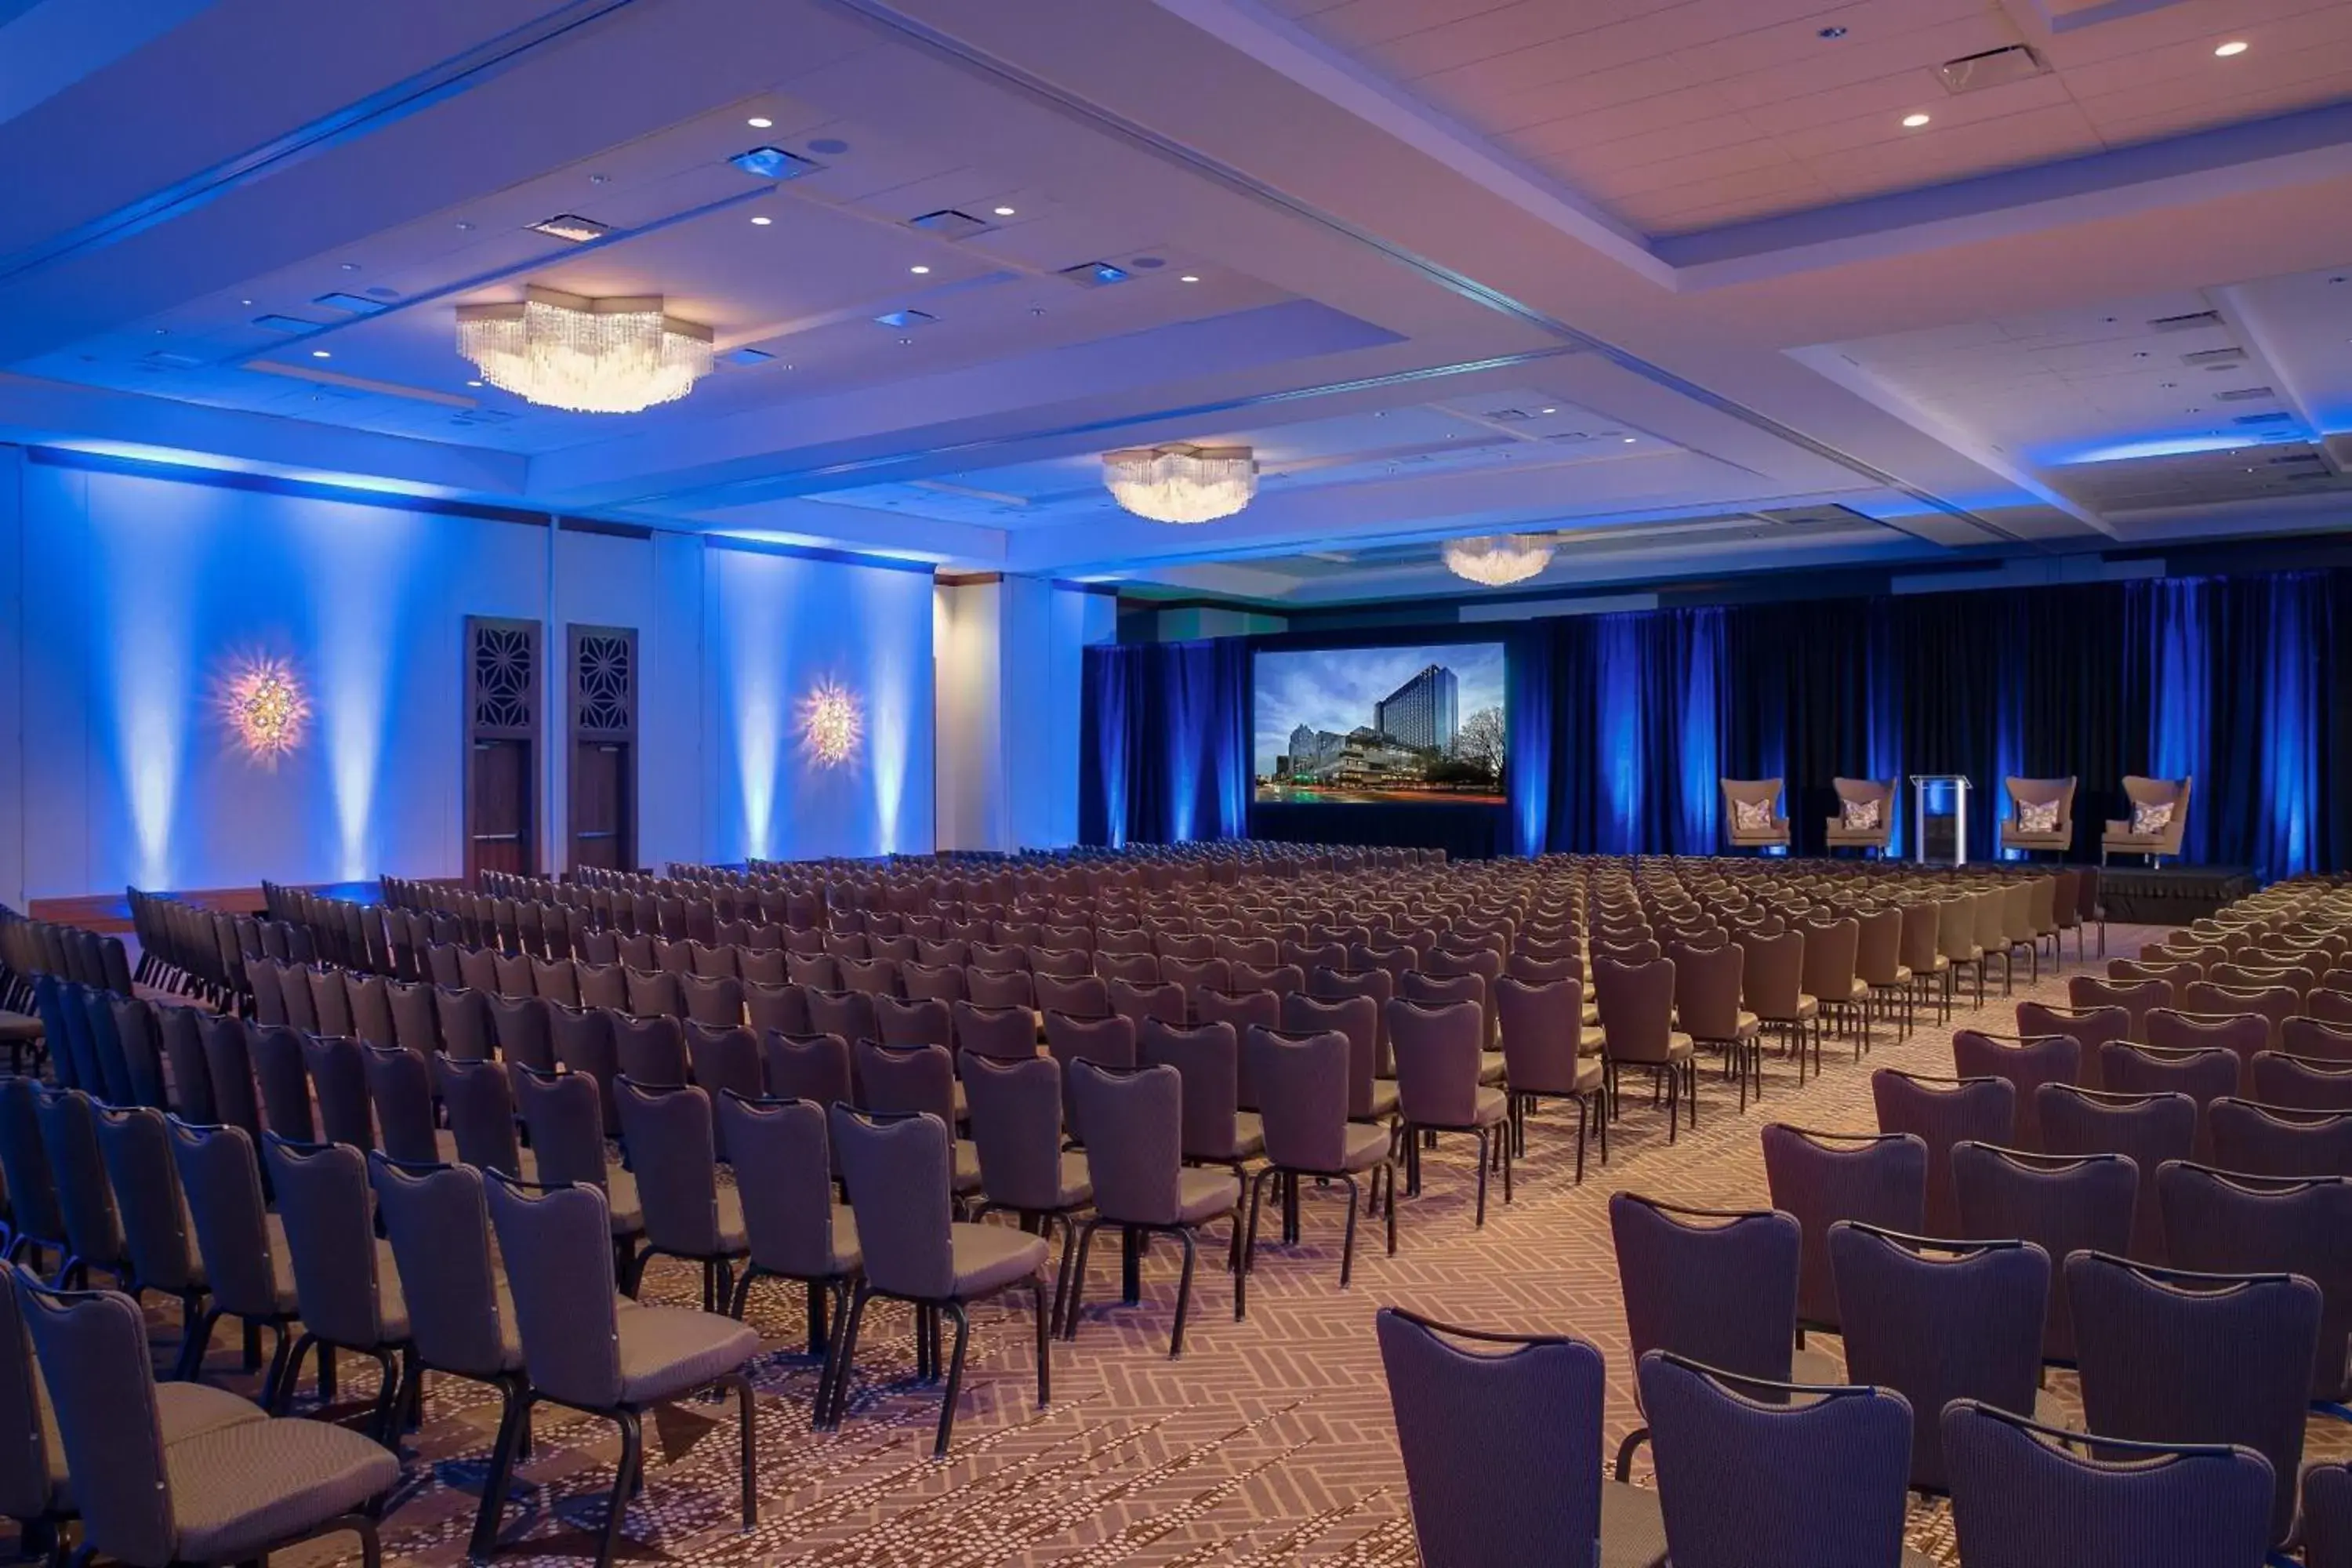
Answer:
[1374,662,1458,753]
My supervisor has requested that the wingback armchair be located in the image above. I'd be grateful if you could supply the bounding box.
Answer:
[1720,779,1790,853]
[1824,778,1895,857]
[2102,776,2190,866]
[1998,777,2075,859]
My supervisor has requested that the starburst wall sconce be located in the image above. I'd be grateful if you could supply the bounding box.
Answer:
[798,678,862,768]
[218,654,310,768]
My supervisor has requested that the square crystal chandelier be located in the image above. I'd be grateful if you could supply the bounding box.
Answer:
[456,286,713,414]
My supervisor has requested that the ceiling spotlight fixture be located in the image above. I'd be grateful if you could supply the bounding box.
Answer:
[909,264,930,274]
[1443,535,1553,587]
[310,349,332,358]
[1901,112,1932,128]
[747,114,774,127]
[1180,274,1200,283]
[456,286,713,414]
[750,215,772,226]
[1102,443,1257,524]
[2214,39,2248,56]
[1541,406,1558,414]
[1623,436,1638,444]
[993,205,1016,216]
[466,379,484,387]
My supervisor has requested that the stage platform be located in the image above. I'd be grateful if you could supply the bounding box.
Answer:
[2097,864,2256,924]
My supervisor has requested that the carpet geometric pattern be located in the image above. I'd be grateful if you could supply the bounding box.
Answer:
[131,923,2347,1565]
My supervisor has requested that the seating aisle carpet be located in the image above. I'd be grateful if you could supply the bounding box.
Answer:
[198,920,2349,1566]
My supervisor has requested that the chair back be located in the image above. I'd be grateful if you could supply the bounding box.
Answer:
[1737,931,1806,1021]
[434,985,495,1062]
[2207,1097,2352,1178]
[1069,1062,1184,1228]
[0,1265,53,1523]
[2066,1251,2318,1547]
[854,1040,956,1125]
[1951,1031,2077,1149]
[1609,1193,1798,1388]
[2283,1015,2352,1062]
[2035,1084,2196,1264]
[1828,1222,2049,1492]
[263,1134,393,1348]
[371,1155,509,1377]
[167,1117,281,1320]
[510,1065,611,1192]
[1385,999,1482,1127]
[1941,1402,2275,1568]
[1951,1142,2136,1363]
[191,1014,264,1149]
[1760,1124,1926,1329]
[1493,975,1584,1098]
[484,1173,623,1408]
[1375,1308,1606,1568]
[1638,1352,1914,1568]
[437,1055,524,1176]
[11,1269,176,1565]
[487,993,556,1075]
[830,1106,954,1299]
[38,1087,124,1278]
[962,1054,1069,1212]
[2251,1050,2352,1112]
[1245,1027,1350,1173]
[760,1030,851,1107]
[612,1012,688,1088]
[717,1094,844,1279]
[1870,1069,2015,1236]
[2066,978,2169,1044]
[299,1034,374,1151]
[614,1079,725,1255]
[2156,1161,2352,1403]
[2150,1007,2270,1090]
[2098,1044,2237,1151]
[1595,956,1678,1066]
[1137,1019,1247,1164]
[91,1104,199,1294]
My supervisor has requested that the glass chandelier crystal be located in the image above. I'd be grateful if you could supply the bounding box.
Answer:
[1442,534,1554,587]
[456,287,713,414]
[1102,443,1257,524]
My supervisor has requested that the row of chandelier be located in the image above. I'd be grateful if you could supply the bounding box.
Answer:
[453,287,1552,586]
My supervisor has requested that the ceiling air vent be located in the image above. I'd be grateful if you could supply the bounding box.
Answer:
[2212,386,2275,402]
[718,347,773,367]
[2232,411,2295,426]
[2180,347,2247,368]
[528,214,608,244]
[908,209,990,240]
[874,309,935,329]
[729,146,819,180]
[1061,261,1131,288]
[2147,310,2223,332]
[1936,45,2049,93]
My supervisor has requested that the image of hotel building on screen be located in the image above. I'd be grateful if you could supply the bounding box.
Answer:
[1271,663,1472,798]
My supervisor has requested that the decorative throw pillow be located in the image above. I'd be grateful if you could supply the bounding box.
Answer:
[1733,798,1776,832]
[2132,800,2175,837]
[1842,797,1882,832]
[2018,800,2060,834]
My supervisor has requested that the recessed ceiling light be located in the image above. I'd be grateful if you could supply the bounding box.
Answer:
[310,349,332,358]
[1180,274,1200,283]
[1622,436,1637,443]
[909,264,930,274]
[1541,407,1557,414]
[239,298,253,306]
[2214,39,2249,56]
[747,115,773,128]
[466,379,483,387]
[750,215,772,226]
[456,221,475,232]
[993,205,1016,216]
[339,262,360,272]
[1901,112,1932,129]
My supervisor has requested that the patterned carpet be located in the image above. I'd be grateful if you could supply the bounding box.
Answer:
[129,920,2345,1565]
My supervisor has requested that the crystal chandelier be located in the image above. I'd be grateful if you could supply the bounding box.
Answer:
[456,287,713,414]
[1442,534,1554,587]
[1102,443,1257,524]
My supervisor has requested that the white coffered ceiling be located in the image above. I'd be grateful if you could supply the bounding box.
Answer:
[4,0,2352,605]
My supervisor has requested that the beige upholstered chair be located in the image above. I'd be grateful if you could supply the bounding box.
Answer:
[1998,777,2076,859]
[1824,779,1895,857]
[2102,776,2191,866]
[1720,779,1789,852]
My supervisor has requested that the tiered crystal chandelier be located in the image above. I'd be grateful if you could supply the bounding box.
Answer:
[1102,443,1257,524]
[456,287,713,414]
[1442,534,1555,587]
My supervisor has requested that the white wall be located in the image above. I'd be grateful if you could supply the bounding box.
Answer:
[0,448,937,903]
[932,575,1113,853]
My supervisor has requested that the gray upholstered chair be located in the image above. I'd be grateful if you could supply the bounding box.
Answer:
[1377,1308,1667,1568]
[511,1064,645,1283]
[1951,1142,2136,1364]
[715,1092,860,1414]
[1761,1123,1927,1332]
[1824,778,1895,857]
[2000,776,2077,859]
[960,1054,1090,1327]
[89,1104,209,1377]
[612,1079,747,1312]
[2103,775,2192,866]
[10,1265,397,1568]
[1720,778,1790,852]
[1942,1401,2274,1568]
[484,1171,759,1568]
[1385,998,1509,1226]
[825,1105,1051,1456]
[1493,976,1604,1179]
[260,1135,410,1443]
[1063,1062,1240,1355]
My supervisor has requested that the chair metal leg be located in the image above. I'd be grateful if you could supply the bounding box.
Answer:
[1473,1129,1490,1227]
[931,1302,971,1458]
[594,1410,641,1568]
[822,1285,871,1428]
[1032,1276,1051,1405]
[1063,1220,1098,1341]
[469,1379,527,1565]
[1384,1161,1398,1256]
[1338,1172,1361,1288]
[1169,1229,1197,1358]
[735,1376,757,1530]
[176,1306,219,1384]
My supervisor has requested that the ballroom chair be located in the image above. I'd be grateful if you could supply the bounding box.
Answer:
[1761,1123,1927,1332]
[2103,775,2193,867]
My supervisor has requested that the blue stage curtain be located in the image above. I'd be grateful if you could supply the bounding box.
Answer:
[1080,639,1247,846]
[1538,608,1722,855]
[1504,622,1556,857]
